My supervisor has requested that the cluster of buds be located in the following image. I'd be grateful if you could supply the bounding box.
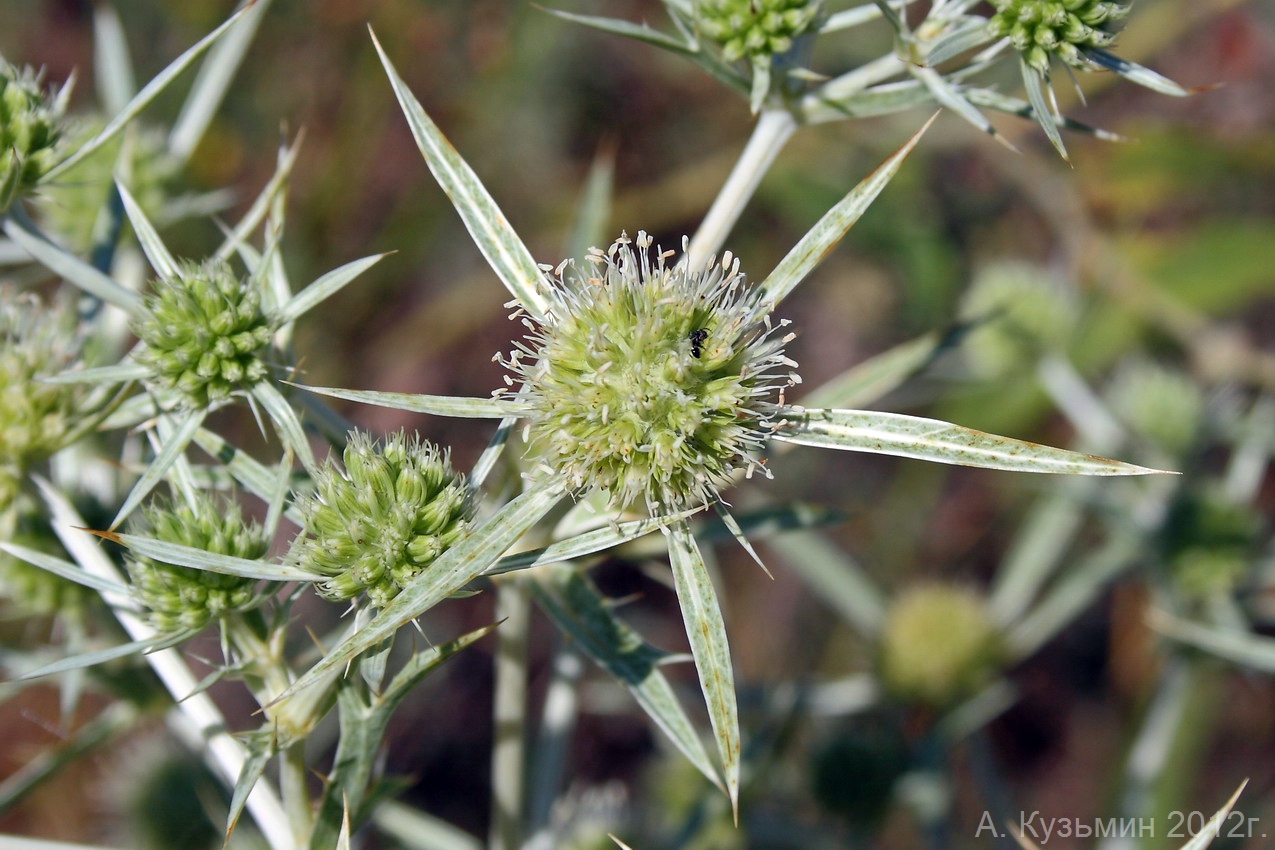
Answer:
[987,0,1129,72]
[694,0,822,62]
[502,232,798,513]
[289,430,475,608]
[134,260,277,409]
[127,495,266,633]
[0,62,65,211]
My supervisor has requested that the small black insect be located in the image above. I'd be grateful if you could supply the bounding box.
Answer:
[689,328,708,358]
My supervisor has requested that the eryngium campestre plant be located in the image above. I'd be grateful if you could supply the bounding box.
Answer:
[988,0,1129,72]
[127,494,265,632]
[134,259,277,409]
[501,232,798,514]
[288,430,474,607]
[0,62,65,211]
[695,0,822,62]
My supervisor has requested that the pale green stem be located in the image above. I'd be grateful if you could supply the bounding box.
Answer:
[280,743,312,847]
[685,108,797,270]
[489,577,532,850]
[40,483,296,849]
[525,640,585,849]
[1036,353,1126,449]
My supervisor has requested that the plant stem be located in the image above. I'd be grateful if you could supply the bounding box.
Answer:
[686,108,797,270]
[489,577,532,850]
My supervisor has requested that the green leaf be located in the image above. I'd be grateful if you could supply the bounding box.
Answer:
[758,115,934,305]
[530,565,721,790]
[42,361,148,384]
[169,0,274,162]
[921,17,992,67]
[540,9,698,56]
[290,384,526,419]
[214,139,301,264]
[0,543,132,598]
[250,381,318,475]
[764,529,886,637]
[92,5,135,114]
[226,731,274,840]
[279,253,390,324]
[821,0,913,33]
[1179,782,1248,850]
[910,65,1017,151]
[773,408,1169,475]
[269,484,564,707]
[1021,58,1069,163]
[1150,612,1275,674]
[2,213,141,311]
[1085,48,1191,97]
[107,532,320,582]
[484,509,698,577]
[370,28,552,318]
[799,323,969,410]
[18,630,197,680]
[664,521,739,819]
[111,407,208,529]
[117,181,178,280]
[46,2,260,181]
[192,428,305,526]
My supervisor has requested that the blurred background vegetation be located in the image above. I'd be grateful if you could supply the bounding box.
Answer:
[2,1,1274,847]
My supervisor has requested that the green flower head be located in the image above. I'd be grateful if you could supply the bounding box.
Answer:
[0,62,66,211]
[695,0,822,62]
[879,584,1004,707]
[502,232,798,514]
[987,0,1129,72]
[0,291,86,494]
[289,430,475,608]
[134,259,277,409]
[127,494,266,633]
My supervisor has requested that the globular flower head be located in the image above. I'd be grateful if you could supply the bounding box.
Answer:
[127,494,265,633]
[987,0,1129,72]
[696,0,822,63]
[0,291,86,496]
[960,261,1078,378]
[502,232,798,514]
[1106,360,1203,458]
[879,584,1004,707]
[289,430,475,608]
[134,259,277,409]
[1161,486,1261,602]
[0,62,66,211]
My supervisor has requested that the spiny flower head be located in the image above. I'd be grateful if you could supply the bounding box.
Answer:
[0,62,65,211]
[879,584,1004,707]
[502,232,798,514]
[289,430,474,608]
[134,259,277,409]
[1106,360,1203,458]
[127,494,265,633]
[987,0,1129,72]
[0,291,86,493]
[696,0,822,62]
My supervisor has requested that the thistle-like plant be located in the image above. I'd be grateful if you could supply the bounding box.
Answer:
[278,31,1166,816]
[0,62,68,212]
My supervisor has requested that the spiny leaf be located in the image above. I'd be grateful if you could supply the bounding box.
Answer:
[289,384,526,419]
[370,28,551,318]
[773,408,1170,475]
[664,521,739,820]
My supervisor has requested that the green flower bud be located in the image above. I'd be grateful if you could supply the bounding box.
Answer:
[960,261,1078,378]
[696,0,821,62]
[134,260,277,409]
[502,232,799,513]
[879,584,1004,707]
[987,0,1128,71]
[0,63,66,211]
[0,291,86,482]
[289,430,474,607]
[127,494,266,633]
[1106,360,1203,457]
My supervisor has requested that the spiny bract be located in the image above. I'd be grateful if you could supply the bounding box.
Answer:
[0,62,65,211]
[502,232,799,514]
